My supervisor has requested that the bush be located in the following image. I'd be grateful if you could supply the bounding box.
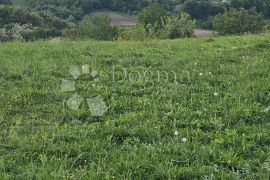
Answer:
[0,23,61,41]
[63,13,118,40]
[0,23,33,41]
[21,28,61,41]
[138,3,167,30]
[118,24,148,41]
[149,13,195,39]
[197,16,214,30]
[213,8,264,35]
[263,23,270,32]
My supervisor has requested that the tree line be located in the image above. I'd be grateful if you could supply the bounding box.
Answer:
[0,0,269,41]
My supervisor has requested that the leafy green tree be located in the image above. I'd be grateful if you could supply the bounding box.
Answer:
[63,13,118,40]
[138,3,167,29]
[230,0,243,9]
[0,5,43,27]
[150,13,195,39]
[229,0,269,17]
[213,8,264,35]
[182,0,224,20]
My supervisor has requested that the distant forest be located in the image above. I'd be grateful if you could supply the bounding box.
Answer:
[0,0,270,41]
[2,0,270,22]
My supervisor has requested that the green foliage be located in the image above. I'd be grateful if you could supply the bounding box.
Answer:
[197,17,214,30]
[38,13,70,30]
[0,23,32,41]
[0,23,61,41]
[136,3,195,39]
[0,5,43,27]
[119,12,195,41]
[21,27,61,41]
[182,0,225,20]
[21,0,178,19]
[263,22,270,31]
[118,24,148,41]
[138,3,167,29]
[213,8,264,35]
[0,5,70,30]
[63,13,118,40]
[229,0,270,17]
[149,13,195,39]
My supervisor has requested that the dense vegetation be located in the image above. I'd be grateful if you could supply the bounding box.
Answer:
[0,0,270,41]
[10,0,270,20]
[213,8,264,35]
[63,13,119,40]
[0,33,270,179]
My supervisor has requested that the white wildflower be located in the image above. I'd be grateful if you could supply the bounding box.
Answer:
[182,138,188,142]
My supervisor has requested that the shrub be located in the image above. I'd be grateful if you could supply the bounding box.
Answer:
[263,21,270,32]
[213,8,264,35]
[63,13,118,40]
[0,23,33,41]
[197,16,214,30]
[118,24,148,41]
[138,3,167,30]
[149,13,195,39]
[21,28,61,41]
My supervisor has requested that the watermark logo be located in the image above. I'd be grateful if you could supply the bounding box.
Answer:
[61,65,108,117]
[61,63,183,117]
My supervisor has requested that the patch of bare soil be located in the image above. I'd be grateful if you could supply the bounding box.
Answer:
[194,29,214,37]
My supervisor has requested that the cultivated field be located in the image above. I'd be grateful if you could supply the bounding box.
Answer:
[0,34,270,179]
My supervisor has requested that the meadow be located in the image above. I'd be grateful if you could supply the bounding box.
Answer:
[0,34,270,179]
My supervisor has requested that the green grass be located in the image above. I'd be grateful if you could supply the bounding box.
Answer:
[0,34,270,179]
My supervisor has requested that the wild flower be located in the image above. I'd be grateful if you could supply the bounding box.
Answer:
[182,138,187,142]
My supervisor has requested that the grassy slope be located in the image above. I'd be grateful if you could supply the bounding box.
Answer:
[0,34,270,179]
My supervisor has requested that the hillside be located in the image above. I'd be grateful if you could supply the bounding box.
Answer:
[0,34,270,179]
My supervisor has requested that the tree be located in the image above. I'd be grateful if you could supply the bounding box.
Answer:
[63,13,118,40]
[230,0,243,9]
[213,8,264,35]
[138,3,167,29]
[229,0,269,17]
[182,0,224,20]
[151,13,195,39]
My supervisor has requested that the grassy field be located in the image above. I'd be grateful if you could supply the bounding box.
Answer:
[0,34,270,179]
